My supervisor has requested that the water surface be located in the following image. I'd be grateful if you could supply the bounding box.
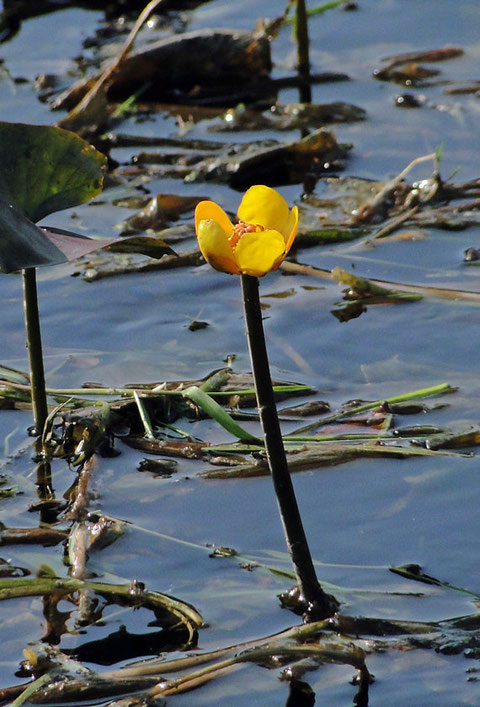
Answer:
[1,1,480,704]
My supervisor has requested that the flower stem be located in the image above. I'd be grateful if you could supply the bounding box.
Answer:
[295,0,312,103]
[22,267,48,435]
[241,274,338,618]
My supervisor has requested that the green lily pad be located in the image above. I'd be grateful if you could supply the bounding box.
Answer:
[0,121,110,272]
[0,122,106,222]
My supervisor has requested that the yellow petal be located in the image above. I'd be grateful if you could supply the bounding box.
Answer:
[195,200,233,238]
[271,252,288,271]
[284,205,298,253]
[196,219,240,274]
[237,185,290,236]
[234,229,286,277]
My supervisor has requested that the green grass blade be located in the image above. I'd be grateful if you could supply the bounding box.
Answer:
[183,386,261,443]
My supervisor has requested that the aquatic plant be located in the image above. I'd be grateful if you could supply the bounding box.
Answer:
[0,121,172,435]
[0,121,107,434]
[195,185,338,619]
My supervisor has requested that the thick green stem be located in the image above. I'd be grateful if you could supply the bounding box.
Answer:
[241,274,338,618]
[22,267,48,435]
[296,0,312,103]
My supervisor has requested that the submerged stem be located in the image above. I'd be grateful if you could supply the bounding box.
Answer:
[22,268,48,435]
[241,274,338,619]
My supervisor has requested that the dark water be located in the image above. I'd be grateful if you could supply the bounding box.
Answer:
[1,1,480,704]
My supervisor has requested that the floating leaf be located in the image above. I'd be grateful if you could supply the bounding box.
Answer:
[0,122,111,273]
[200,442,469,479]
[106,234,175,259]
[118,194,206,236]
[0,196,71,272]
[390,564,480,599]
[332,267,411,297]
[0,122,105,222]
[0,365,29,385]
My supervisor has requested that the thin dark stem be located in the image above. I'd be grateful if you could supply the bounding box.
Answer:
[22,267,48,435]
[241,274,338,619]
[295,0,312,103]
[35,458,55,524]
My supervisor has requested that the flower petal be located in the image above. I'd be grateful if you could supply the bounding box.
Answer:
[234,229,286,277]
[195,200,233,238]
[196,218,240,274]
[284,205,299,253]
[237,185,290,236]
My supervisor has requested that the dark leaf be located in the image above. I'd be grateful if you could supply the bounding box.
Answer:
[0,122,106,222]
[106,235,176,259]
[119,194,206,236]
[0,195,66,271]
[0,122,110,272]
[0,216,115,274]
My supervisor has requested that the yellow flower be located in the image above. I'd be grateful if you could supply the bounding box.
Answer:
[195,185,298,277]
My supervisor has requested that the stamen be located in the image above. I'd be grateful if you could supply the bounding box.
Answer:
[230,220,265,248]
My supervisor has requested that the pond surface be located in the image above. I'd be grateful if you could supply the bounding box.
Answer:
[1,1,480,705]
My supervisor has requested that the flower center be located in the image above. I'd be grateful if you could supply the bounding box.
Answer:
[230,220,265,249]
